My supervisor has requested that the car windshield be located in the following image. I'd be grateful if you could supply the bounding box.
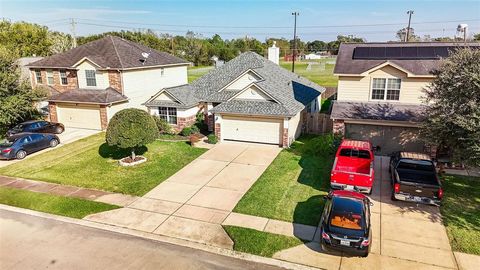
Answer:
[339,148,371,159]
[330,197,364,231]
[398,159,434,172]
[0,138,14,147]
[12,124,25,131]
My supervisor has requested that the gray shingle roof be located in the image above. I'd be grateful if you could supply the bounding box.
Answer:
[330,101,426,122]
[162,52,323,116]
[48,87,128,105]
[143,84,199,108]
[334,42,480,76]
[27,36,189,69]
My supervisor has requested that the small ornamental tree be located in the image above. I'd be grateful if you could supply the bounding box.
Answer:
[421,47,480,166]
[106,108,159,160]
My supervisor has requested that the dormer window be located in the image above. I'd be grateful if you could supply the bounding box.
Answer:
[85,70,97,87]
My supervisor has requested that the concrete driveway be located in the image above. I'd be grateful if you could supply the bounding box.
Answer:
[0,127,100,168]
[273,155,457,270]
[85,142,281,248]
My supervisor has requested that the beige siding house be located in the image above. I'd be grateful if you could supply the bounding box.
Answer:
[27,36,189,130]
[331,42,479,155]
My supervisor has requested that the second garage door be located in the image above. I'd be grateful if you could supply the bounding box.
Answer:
[57,104,102,130]
[345,123,424,155]
[222,116,282,145]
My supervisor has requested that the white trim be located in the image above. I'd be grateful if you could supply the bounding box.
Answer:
[369,77,401,101]
[59,70,68,85]
[118,62,190,71]
[218,69,264,92]
[34,69,42,84]
[227,82,280,103]
[46,69,54,85]
[146,88,182,104]
[156,106,178,125]
[72,57,102,68]
[343,119,421,127]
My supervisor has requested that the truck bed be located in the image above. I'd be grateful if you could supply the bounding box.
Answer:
[334,157,371,175]
[396,169,439,186]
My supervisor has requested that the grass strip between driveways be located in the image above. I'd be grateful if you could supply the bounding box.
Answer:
[223,226,303,257]
[233,135,333,226]
[440,174,480,255]
[0,186,119,219]
[0,133,207,196]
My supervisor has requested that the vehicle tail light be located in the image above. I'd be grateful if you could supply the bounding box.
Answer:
[1,148,12,154]
[394,183,400,193]
[321,231,330,241]
[361,239,370,247]
[438,188,443,199]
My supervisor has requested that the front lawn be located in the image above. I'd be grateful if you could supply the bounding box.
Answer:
[224,226,303,257]
[0,133,207,196]
[233,135,333,226]
[0,186,118,218]
[440,174,480,255]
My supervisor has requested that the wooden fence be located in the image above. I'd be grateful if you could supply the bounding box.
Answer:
[304,112,333,134]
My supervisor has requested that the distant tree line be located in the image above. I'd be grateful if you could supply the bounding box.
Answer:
[2,20,479,66]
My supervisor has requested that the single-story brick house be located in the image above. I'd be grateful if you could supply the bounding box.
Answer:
[145,52,325,147]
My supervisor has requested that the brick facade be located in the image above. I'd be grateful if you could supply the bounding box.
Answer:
[282,128,289,148]
[48,102,58,122]
[333,119,345,135]
[215,123,221,140]
[99,106,108,130]
[175,115,196,132]
[30,69,78,93]
[207,114,214,132]
[107,70,123,93]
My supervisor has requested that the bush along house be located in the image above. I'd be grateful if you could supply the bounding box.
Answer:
[27,35,190,130]
[331,42,480,155]
[144,51,324,147]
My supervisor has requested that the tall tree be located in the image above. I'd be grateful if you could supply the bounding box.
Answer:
[421,48,480,166]
[0,46,47,134]
[396,28,420,42]
[474,33,480,41]
[48,31,73,54]
[0,20,52,57]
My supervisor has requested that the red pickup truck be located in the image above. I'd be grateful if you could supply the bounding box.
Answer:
[330,140,375,194]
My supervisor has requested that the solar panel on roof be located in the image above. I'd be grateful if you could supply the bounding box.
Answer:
[402,47,417,58]
[418,47,436,58]
[370,47,386,58]
[386,47,402,58]
[434,46,450,57]
[351,45,472,60]
[353,47,369,59]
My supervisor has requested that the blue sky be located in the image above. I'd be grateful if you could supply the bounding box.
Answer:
[1,0,479,41]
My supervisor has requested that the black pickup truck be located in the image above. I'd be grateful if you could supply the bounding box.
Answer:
[389,152,443,205]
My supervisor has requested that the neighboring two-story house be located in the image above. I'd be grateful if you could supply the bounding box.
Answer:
[144,52,324,147]
[331,42,480,155]
[27,36,189,130]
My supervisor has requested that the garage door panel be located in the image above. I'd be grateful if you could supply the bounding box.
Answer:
[222,116,282,145]
[57,105,102,130]
[345,124,424,155]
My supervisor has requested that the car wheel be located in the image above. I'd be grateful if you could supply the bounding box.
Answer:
[55,126,64,134]
[16,150,27,160]
[361,251,369,257]
[50,139,59,148]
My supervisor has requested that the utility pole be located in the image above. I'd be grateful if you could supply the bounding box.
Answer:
[70,18,77,48]
[291,12,299,72]
[405,10,414,42]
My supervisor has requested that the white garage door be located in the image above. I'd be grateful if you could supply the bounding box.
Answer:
[57,104,102,130]
[222,116,282,145]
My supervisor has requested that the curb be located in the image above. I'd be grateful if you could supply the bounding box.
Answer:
[0,204,318,270]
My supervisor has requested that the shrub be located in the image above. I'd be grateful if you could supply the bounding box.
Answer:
[305,133,341,156]
[152,116,173,134]
[194,112,208,132]
[207,134,218,144]
[181,125,200,136]
[106,108,159,160]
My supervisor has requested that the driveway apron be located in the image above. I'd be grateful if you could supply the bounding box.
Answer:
[84,142,281,249]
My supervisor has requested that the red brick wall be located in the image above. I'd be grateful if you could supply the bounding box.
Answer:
[107,70,123,93]
[215,123,221,140]
[100,106,108,130]
[282,128,289,148]
[333,119,345,135]
[30,69,78,93]
[48,102,58,122]
[175,115,196,132]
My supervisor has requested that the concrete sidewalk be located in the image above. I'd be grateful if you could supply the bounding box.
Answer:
[84,142,281,249]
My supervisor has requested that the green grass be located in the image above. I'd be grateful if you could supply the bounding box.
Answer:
[440,174,480,255]
[0,133,207,196]
[280,58,338,87]
[234,135,333,226]
[0,186,118,218]
[188,65,214,83]
[224,226,303,257]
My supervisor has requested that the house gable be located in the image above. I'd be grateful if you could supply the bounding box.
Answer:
[154,91,179,103]
[231,83,276,102]
[76,60,110,89]
[223,70,263,91]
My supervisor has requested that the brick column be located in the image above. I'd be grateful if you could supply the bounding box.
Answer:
[100,106,108,130]
[108,71,123,93]
[282,128,289,148]
[48,102,58,122]
[215,123,221,140]
[333,119,345,136]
